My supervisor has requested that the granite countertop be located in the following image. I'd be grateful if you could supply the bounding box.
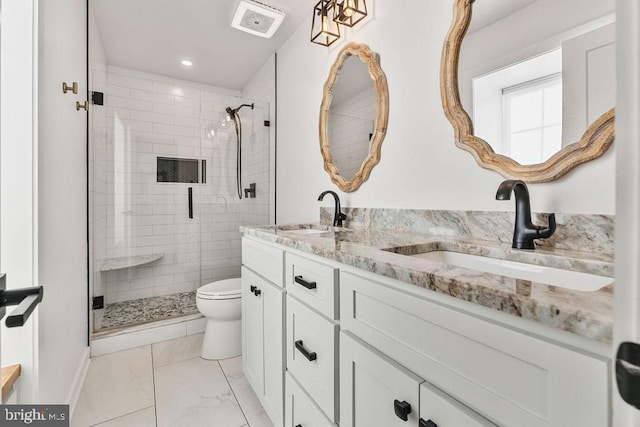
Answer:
[241,223,614,343]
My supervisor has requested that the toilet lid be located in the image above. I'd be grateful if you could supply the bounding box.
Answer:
[197,278,242,299]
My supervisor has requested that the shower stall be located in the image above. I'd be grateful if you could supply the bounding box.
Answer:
[89,68,274,333]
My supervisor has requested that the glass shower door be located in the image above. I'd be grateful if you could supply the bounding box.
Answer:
[90,70,204,332]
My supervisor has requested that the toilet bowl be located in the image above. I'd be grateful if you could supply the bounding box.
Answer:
[196,278,242,360]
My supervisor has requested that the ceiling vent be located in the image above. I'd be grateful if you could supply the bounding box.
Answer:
[231,0,286,39]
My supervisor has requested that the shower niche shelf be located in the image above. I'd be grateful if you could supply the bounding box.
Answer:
[100,253,164,272]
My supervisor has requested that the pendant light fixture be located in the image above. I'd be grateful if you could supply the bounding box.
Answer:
[334,0,367,27]
[311,0,341,47]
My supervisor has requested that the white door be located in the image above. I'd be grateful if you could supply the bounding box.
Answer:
[0,0,39,403]
[340,331,423,427]
[614,1,640,425]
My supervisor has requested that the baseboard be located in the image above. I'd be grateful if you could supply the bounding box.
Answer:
[91,315,205,357]
[67,347,91,418]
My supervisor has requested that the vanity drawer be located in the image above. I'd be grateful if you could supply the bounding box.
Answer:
[340,271,610,427]
[287,295,339,422]
[420,382,496,427]
[242,237,284,286]
[285,372,336,427]
[285,252,339,319]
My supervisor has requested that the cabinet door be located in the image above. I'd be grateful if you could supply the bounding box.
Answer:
[419,382,496,427]
[263,277,285,427]
[341,331,423,427]
[242,267,264,396]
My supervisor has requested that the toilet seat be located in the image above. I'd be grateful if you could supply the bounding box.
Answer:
[197,278,242,300]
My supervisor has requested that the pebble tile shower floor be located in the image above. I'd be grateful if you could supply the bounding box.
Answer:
[96,291,198,331]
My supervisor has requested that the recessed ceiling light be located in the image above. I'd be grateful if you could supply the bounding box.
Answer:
[181,60,193,67]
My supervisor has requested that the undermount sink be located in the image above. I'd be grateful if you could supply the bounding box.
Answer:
[405,250,612,292]
[274,224,346,235]
[284,228,330,235]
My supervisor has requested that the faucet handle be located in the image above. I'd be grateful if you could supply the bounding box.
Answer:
[537,213,556,239]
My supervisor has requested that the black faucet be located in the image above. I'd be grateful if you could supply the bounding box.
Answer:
[318,190,347,227]
[495,180,556,250]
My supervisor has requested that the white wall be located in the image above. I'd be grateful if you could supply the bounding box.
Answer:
[276,0,616,224]
[37,0,89,403]
[614,0,640,424]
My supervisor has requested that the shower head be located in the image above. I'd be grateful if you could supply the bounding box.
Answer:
[225,103,255,117]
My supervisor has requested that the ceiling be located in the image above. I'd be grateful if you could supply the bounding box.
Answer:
[468,0,538,33]
[91,0,542,90]
[91,0,313,90]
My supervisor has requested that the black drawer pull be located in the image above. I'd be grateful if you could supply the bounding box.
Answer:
[294,275,317,290]
[253,288,261,296]
[295,425,302,427]
[250,285,257,293]
[294,340,317,361]
[394,399,412,421]
[419,419,437,427]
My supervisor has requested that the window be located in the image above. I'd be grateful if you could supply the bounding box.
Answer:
[503,73,562,165]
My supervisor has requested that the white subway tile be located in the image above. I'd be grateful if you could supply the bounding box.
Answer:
[108,73,153,90]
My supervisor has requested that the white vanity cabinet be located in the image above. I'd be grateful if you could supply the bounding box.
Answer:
[341,331,495,427]
[340,270,611,427]
[241,235,612,427]
[242,238,286,427]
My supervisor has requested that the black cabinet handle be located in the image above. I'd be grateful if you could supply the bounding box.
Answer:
[294,340,317,361]
[295,425,302,427]
[188,187,193,219]
[394,400,412,421]
[250,285,256,293]
[253,288,261,296]
[419,419,437,427]
[294,275,317,290]
[617,341,640,409]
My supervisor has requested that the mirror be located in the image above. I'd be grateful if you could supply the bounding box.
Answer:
[441,0,615,182]
[320,42,389,192]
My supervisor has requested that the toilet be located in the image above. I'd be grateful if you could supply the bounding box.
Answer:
[196,278,242,360]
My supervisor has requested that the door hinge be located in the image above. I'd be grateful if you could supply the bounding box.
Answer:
[91,91,104,106]
[92,295,104,310]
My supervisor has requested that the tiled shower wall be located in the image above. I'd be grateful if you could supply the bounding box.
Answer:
[91,65,272,305]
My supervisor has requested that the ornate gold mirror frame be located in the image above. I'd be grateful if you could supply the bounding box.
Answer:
[440,0,615,182]
[320,42,389,192]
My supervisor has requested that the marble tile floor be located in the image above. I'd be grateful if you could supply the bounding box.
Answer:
[72,333,274,427]
[95,291,198,331]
